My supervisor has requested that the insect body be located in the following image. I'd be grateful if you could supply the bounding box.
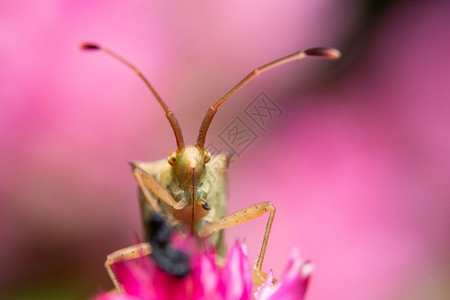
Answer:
[81,43,340,290]
[130,146,228,255]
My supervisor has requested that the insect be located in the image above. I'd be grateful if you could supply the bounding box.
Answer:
[81,42,340,290]
[146,212,191,277]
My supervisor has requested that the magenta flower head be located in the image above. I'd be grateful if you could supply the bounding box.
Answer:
[95,241,312,300]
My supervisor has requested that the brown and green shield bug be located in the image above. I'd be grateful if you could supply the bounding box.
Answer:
[81,42,340,290]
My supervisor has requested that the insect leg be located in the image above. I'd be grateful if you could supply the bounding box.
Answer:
[133,167,188,210]
[198,201,276,285]
[104,243,151,292]
[105,213,191,291]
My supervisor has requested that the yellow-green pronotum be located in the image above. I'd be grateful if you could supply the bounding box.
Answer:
[81,42,340,290]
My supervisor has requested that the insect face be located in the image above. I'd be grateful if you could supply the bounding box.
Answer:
[168,146,210,186]
[167,146,212,224]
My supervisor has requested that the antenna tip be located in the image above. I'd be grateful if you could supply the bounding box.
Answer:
[80,42,101,51]
[305,47,341,59]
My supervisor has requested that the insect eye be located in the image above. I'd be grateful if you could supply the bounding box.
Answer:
[204,150,211,164]
[168,152,177,166]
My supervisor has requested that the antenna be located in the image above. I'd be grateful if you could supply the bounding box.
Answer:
[196,47,341,148]
[81,43,185,150]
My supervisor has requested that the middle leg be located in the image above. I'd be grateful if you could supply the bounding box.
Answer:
[198,201,276,284]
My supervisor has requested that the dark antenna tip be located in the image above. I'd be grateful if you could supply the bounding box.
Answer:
[79,42,185,149]
[304,47,341,59]
[80,43,101,51]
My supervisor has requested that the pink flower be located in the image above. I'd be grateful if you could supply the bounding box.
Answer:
[95,242,312,300]
[256,251,313,300]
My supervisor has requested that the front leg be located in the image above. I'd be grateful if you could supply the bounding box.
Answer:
[198,201,276,285]
[133,167,188,211]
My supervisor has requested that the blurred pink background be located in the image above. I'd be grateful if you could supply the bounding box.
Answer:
[1,0,450,299]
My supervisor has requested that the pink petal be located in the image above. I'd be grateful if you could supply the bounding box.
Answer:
[221,241,252,300]
[94,293,141,300]
[257,252,313,300]
[191,253,220,299]
[112,257,157,299]
[255,270,275,300]
[97,240,310,300]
